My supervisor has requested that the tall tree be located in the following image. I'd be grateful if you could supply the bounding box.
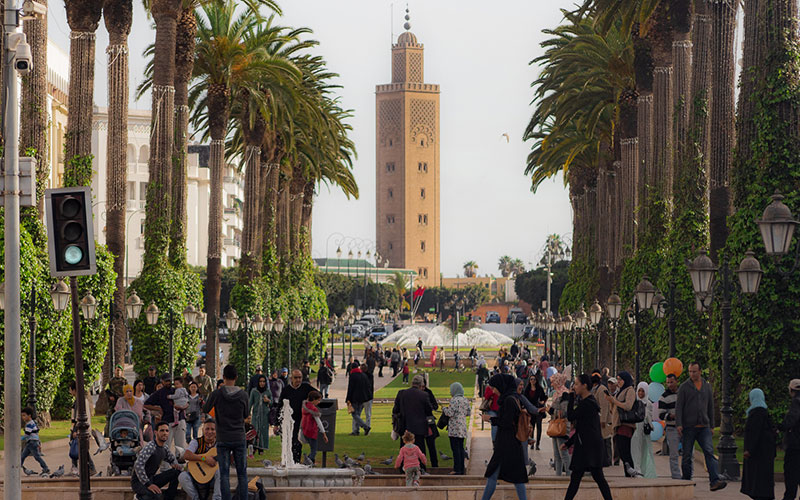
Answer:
[103,0,133,396]
[19,0,47,212]
[498,255,512,277]
[463,261,478,278]
[63,0,104,187]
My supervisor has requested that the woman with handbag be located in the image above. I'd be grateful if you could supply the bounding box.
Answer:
[547,372,571,476]
[442,382,470,475]
[481,374,528,500]
[631,382,657,477]
[606,371,637,477]
[524,370,547,450]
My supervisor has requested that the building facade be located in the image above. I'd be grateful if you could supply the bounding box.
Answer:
[375,25,440,287]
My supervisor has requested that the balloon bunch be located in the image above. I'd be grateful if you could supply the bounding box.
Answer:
[646,358,684,441]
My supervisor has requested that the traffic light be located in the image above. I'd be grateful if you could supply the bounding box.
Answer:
[45,186,96,276]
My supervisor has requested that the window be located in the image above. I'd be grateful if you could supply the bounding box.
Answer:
[140,182,148,201]
[386,215,395,224]
[423,162,428,172]
[140,220,145,235]
[418,214,422,224]
[418,162,422,171]
[420,240,426,252]
[389,242,393,250]
[423,214,428,224]
[420,268,428,278]
[386,162,395,172]
[127,182,136,200]
[420,188,425,199]
[388,188,393,198]
[389,139,393,147]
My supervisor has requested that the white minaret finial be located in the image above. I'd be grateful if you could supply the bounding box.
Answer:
[404,4,411,31]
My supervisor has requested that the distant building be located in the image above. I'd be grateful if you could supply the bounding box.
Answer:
[441,276,515,301]
[314,257,416,284]
[375,14,440,287]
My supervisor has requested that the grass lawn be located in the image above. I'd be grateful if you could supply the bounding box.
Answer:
[0,416,107,451]
[374,368,476,400]
[246,403,464,468]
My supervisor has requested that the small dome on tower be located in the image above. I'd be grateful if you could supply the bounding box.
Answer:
[397,31,417,45]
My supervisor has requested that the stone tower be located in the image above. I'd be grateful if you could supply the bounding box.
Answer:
[375,15,440,287]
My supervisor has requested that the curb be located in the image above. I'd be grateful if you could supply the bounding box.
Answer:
[0,437,70,460]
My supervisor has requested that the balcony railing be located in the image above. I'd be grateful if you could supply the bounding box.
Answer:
[224,238,241,248]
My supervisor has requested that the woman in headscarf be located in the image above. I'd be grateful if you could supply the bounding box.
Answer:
[606,371,636,476]
[547,372,571,476]
[443,382,470,475]
[741,388,775,500]
[481,374,528,500]
[631,382,657,477]
[248,374,272,454]
[115,384,144,420]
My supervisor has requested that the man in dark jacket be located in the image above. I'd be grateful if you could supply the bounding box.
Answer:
[131,421,182,500]
[143,365,160,396]
[275,369,316,462]
[676,362,726,492]
[781,379,800,500]
[202,364,249,500]
[346,363,371,436]
[393,375,433,467]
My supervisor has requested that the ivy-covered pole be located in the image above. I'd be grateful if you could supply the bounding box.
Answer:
[28,283,38,410]
[717,264,738,480]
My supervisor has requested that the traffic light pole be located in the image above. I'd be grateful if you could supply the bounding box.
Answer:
[4,2,23,498]
[70,277,94,500]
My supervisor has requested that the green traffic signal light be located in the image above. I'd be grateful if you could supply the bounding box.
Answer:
[64,245,83,265]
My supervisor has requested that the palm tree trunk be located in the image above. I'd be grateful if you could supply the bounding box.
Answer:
[276,177,289,261]
[63,0,103,187]
[634,29,654,241]
[143,0,181,269]
[289,166,305,255]
[206,85,230,377]
[20,0,47,212]
[170,7,196,268]
[259,151,280,258]
[103,0,132,392]
[301,180,314,254]
[690,1,712,184]
[240,145,263,280]
[710,0,738,259]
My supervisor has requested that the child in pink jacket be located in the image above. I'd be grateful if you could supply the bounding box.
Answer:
[395,431,427,486]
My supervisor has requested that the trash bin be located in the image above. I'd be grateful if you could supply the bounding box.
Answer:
[317,398,338,453]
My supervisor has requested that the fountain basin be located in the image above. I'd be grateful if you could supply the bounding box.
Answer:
[247,467,360,487]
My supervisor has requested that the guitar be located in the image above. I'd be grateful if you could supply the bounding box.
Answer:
[186,447,218,484]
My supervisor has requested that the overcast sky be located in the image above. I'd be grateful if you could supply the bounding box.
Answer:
[47,0,576,278]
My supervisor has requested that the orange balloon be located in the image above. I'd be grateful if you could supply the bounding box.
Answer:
[663,358,683,377]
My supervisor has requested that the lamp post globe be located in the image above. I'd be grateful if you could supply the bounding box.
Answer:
[183,305,197,326]
[757,191,798,256]
[226,309,240,331]
[687,250,718,296]
[635,276,657,311]
[575,308,588,329]
[51,279,71,312]
[589,300,602,326]
[651,292,666,318]
[607,292,622,321]
[126,291,144,322]
[737,250,763,295]
[145,301,160,326]
[252,314,265,333]
[80,293,97,320]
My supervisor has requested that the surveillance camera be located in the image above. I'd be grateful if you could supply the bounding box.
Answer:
[14,41,32,75]
[21,0,47,18]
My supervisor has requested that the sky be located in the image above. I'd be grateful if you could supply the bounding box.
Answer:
[47,0,576,278]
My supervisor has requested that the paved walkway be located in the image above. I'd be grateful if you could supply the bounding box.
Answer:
[467,413,787,500]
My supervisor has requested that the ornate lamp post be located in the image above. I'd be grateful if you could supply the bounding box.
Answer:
[606,292,622,374]
[262,315,274,374]
[686,249,762,481]
[252,314,265,374]
[273,314,285,369]
[632,276,657,382]
[589,300,603,369]
[125,291,144,364]
[338,314,346,368]
[574,308,588,374]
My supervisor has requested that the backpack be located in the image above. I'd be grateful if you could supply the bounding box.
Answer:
[513,398,532,442]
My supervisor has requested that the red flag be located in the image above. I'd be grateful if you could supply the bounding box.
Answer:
[413,286,426,299]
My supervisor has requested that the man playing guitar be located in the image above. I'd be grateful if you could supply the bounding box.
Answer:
[178,419,221,500]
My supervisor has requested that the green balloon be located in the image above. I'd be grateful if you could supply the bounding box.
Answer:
[649,362,666,383]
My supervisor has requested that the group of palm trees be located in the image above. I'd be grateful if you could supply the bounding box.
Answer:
[15,0,357,378]
[497,255,525,278]
[525,0,800,395]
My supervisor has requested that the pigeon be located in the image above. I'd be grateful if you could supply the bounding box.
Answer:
[364,463,377,475]
[23,467,37,476]
[50,465,65,478]
[344,456,358,468]
[262,459,273,467]
[380,456,393,466]
[334,454,346,468]
[356,451,365,461]
[440,451,452,461]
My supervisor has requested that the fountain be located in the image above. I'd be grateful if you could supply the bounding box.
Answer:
[246,399,361,487]
[383,324,514,347]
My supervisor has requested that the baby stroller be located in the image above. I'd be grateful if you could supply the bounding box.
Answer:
[107,410,141,476]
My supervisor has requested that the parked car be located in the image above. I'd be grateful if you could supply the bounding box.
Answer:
[507,308,527,324]
[344,325,366,339]
[369,325,389,342]
[486,311,501,323]
[361,314,380,326]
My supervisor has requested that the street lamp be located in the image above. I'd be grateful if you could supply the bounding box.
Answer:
[80,293,97,320]
[274,314,285,369]
[263,315,273,374]
[686,248,762,481]
[756,191,797,258]
[575,308,588,374]
[589,300,602,369]
[606,292,621,375]
[338,314,346,368]
[329,314,338,364]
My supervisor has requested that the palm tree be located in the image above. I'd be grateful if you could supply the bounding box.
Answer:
[388,271,408,314]
[103,0,133,395]
[510,259,526,277]
[20,0,47,212]
[463,261,478,278]
[63,0,104,187]
[498,255,512,277]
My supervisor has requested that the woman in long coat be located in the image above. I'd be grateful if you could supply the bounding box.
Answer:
[481,374,527,500]
[562,374,613,500]
[741,388,775,500]
[631,382,657,478]
[248,374,272,454]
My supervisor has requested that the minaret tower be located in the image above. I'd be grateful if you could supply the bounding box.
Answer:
[375,8,440,286]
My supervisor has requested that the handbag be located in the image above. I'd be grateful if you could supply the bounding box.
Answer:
[69,438,79,460]
[479,398,493,412]
[513,399,532,442]
[437,412,450,429]
[643,422,653,435]
[619,399,645,424]
[547,416,567,437]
